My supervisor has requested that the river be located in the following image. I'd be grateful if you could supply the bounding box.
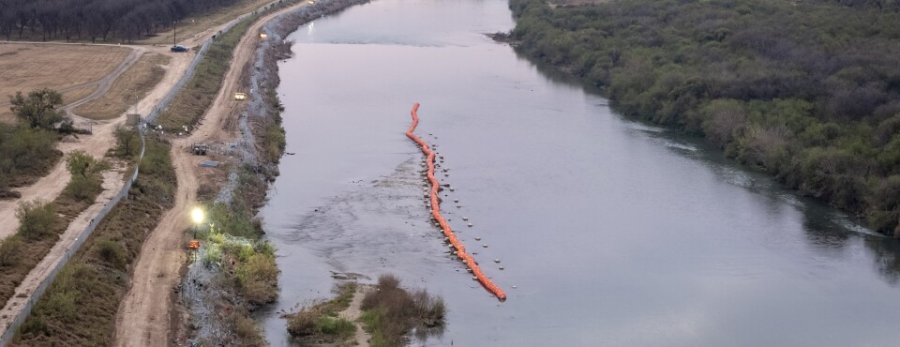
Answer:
[257,0,900,345]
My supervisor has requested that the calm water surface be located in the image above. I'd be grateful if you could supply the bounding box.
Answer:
[257,0,900,345]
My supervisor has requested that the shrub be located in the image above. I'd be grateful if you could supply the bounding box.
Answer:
[315,316,355,337]
[20,316,50,337]
[0,235,23,267]
[287,283,358,340]
[0,125,60,186]
[96,239,126,270]
[63,151,106,201]
[113,126,141,159]
[287,308,319,337]
[235,253,279,305]
[229,312,265,347]
[360,275,446,347]
[9,88,64,130]
[16,200,58,240]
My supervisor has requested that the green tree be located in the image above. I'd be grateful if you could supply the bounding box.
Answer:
[64,151,106,201]
[9,88,65,129]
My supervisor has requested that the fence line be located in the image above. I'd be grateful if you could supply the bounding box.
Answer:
[0,12,232,347]
[0,1,302,344]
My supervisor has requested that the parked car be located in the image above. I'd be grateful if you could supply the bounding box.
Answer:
[170,44,189,52]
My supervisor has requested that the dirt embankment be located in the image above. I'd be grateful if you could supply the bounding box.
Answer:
[114,1,343,345]
[169,0,372,344]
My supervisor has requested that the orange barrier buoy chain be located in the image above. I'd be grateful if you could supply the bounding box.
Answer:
[405,103,507,301]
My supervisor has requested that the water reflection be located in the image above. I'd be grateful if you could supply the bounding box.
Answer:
[865,238,900,285]
[260,0,900,344]
[638,121,900,285]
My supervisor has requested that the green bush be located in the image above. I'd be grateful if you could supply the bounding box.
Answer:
[16,200,58,240]
[96,239,126,270]
[9,88,64,130]
[359,275,446,347]
[0,124,60,186]
[287,283,358,340]
[20,316,50,337]
[235,253,279,305]
[315,316,355,337]
[0,235,23,267]
[63,151,106,201]
[112,126,141,159]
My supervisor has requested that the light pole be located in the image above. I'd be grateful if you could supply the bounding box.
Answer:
[191,207,205,238]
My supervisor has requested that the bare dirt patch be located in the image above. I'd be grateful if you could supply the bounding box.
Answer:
[75,54,171,120]
[0,43,130,122]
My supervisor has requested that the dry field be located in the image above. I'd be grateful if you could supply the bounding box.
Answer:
[75,53,172,120]
[138,0,275,45]
[0,43,130,123]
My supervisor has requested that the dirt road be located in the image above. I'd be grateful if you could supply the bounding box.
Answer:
[0,169,125,331]
[0,46,197,340]
[0,46,192,242]
[64,47,144,118]
[113,3,311,346]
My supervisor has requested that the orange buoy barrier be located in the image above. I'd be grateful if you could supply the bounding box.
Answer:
[405,103,507,301]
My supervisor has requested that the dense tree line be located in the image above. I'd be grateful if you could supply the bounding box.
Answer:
[509,0,900,235]
[0,0,244,42]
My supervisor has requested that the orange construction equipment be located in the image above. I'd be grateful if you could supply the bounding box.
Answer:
[406,103,507,301]
[188,240,201,250]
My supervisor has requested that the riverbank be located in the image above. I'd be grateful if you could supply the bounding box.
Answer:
[171,0,371,344]
[507,0,900,236]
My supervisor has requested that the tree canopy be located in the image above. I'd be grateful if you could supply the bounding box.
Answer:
[9,88,64,130]
[510,0,900,235]
[0,0,244,42]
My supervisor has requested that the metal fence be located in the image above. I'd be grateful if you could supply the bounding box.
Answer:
[0,14,231,347]
[0,1,294,344]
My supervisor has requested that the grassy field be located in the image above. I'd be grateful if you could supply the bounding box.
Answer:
[75,54,171,120]
[138,0,274,45]
[11,133,176,346]
[0,44,130,123]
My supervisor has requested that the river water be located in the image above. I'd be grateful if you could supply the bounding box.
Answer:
[257,0,900,345]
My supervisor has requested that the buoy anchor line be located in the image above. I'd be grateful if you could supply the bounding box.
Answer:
[405,102,507,302]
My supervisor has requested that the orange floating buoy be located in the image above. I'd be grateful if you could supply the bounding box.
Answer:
[405,103,507,302]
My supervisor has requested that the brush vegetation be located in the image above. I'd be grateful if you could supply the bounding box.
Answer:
[360,275,446,347]
[0,150,106,312]
[12,131,176,346]
[1,88,70,196]
[509,0,900,235]
[286,283,358,344]
[190,165,280,346]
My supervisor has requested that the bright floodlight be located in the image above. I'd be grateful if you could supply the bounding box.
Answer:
[191,207,205,225]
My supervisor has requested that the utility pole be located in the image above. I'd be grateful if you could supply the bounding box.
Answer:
[173,20,177,46]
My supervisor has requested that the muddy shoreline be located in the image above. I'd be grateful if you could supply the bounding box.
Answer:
[170,0,372,345]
